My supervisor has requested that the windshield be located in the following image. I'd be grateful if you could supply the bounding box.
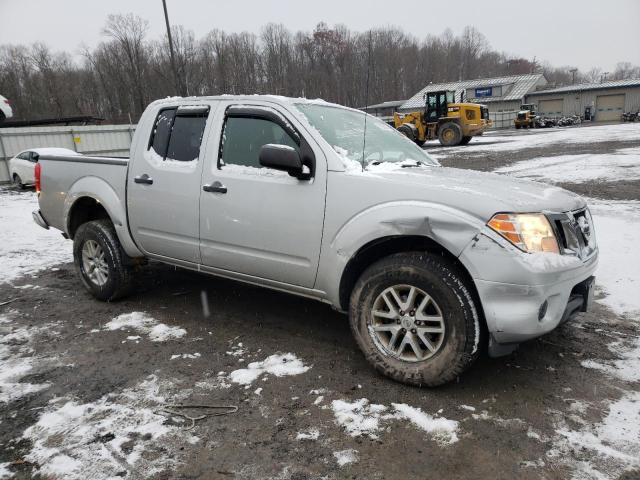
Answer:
[295,103,439,170]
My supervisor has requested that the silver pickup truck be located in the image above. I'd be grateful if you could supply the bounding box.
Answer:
[33,95,598,386]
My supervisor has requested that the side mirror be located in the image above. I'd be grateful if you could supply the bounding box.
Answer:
[259,144,304,177]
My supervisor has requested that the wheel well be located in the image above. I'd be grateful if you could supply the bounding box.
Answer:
[338,235,484,319]
[67,197,111,239]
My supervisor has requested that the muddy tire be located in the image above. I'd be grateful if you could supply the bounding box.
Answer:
[349,252,481,387]
[437,122,462,146]
[73,219,134,302]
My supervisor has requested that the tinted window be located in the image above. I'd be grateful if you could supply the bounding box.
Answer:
[221,117,298,168]
[150,108,176,158]
[166,115,208,162]
[17,152,31,160]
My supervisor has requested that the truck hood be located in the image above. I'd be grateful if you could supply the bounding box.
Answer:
[362,165,585,220]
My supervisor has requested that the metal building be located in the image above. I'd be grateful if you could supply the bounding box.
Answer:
[525,79,640,122]
[0,124,135,183]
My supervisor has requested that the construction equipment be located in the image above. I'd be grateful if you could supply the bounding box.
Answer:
[514,104,537,129]
[393,90,490,147]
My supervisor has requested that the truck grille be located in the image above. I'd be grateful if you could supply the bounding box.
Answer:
[550,208,597,259]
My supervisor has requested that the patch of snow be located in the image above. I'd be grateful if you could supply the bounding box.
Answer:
[104,312,186,342]
[254,387,262,396]
[392,403,459,445]
[170,353,201,360]
[296,428,320,441]
[459,404,476,412]
[581,336,640,383]
[0,463,12,479]
[333,449,358,467]
[228,353,310,385]
[313,395,324,405]
[548,391,640,478]
[331,398,389,438]
[0,189,72,284]
[589,200,640,316]
[495,148,640,184]
[22,375,194,479]
[0,315,53,403]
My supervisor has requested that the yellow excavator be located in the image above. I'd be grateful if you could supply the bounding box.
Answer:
[394,90,491,146]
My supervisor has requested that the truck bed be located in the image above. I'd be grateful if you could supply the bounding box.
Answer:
[37,153,129,234]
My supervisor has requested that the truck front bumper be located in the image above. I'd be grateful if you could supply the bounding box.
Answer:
[459,231,598,357]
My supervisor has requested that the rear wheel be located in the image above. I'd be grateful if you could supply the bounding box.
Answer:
[459,136,472,145]
[437,122,462,146]
[414,139,426,147]
[73,219,134,301]
[12,174,25,190]
[349,252,482,386]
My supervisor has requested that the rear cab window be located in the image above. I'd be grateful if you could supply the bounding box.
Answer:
[148,106,209,162]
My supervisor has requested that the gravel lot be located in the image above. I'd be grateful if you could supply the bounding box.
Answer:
[1,122,639,480]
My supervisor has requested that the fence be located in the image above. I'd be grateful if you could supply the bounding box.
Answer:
[0,124,136,183]
[488,111,517,130]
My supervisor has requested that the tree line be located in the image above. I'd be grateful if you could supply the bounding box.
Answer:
[1,14,639,123]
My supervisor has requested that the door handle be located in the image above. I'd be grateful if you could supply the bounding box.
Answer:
[203,181,227,194]
[134,174,153,185]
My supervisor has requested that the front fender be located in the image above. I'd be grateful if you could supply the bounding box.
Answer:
[65,176,142,257]
[316,201,485,307]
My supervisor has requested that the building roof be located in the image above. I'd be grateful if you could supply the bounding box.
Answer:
[526,78,640,96]
[362,100,406,110]
[401,73,545,110]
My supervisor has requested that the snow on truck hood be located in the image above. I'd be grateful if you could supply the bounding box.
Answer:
[361,164,586,219]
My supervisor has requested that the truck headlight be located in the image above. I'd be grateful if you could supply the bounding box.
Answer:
[488,213,559,254]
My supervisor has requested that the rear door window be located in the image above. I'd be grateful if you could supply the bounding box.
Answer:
[166,115,208,162]
[148,106,209,162]
[150,108,176,158]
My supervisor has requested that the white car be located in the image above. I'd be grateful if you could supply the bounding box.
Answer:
[0,94,13,123]
[9,148,77,188]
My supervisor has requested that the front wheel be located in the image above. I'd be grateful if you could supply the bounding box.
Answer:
[73,219,134,301]
[437,122,462,146]
[349,252,482,386]
[459,136,472,145]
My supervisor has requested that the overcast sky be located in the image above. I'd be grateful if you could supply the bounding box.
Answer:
[1,0,639,72]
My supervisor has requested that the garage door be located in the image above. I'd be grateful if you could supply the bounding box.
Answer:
[596,94,625,122]
[539,99,564,116]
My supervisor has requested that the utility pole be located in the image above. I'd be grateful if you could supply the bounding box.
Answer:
[162,0,185,96]
[569,68,578,84]
[601,72,610,83]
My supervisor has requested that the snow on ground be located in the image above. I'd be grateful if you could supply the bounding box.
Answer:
[333,449,358,467]
[0,313,55,403]
[330,398,459,444]
[228,353,311,385]
[104,312,187,342]
[582,335,640,383]
[296,428,320,441]
[0,189,71,284]
[547,392,640,479]
[22,375,197,480]
[494,147,640,184]
[588,200,640,317]
[429,123,640,155]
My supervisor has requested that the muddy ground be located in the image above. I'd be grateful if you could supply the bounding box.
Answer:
[1,125,639,480]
